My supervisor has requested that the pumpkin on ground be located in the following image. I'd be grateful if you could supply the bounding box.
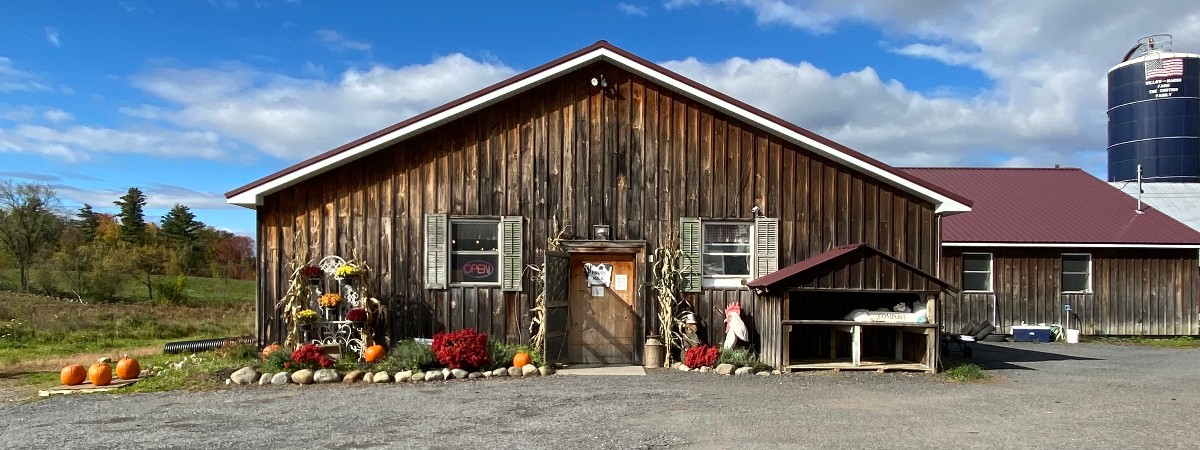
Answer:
[513,352,531,368]
[261,343,282,360]
[88,358,113,386]
[60,364,87,386]
[116,355,141,380]
[363,344,385,363]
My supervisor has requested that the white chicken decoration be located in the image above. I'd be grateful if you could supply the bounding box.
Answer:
[722,302,749,349]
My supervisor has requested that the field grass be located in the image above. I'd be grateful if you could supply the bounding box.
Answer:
[0,268,256,306]
[1090,336,1200,349]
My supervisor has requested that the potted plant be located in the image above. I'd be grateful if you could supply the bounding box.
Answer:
[296,308,318,331]
[299,265,324,284]
[346,308,367,324]
[318,293,343,309]
[335,264,365,284]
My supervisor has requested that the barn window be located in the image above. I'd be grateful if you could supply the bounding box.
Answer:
[1061,253,1091,293]
[961,253,992,292]
[679,217,778,291]
[425,214,522,291]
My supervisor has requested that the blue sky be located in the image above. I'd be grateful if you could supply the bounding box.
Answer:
[1,1,1197,236]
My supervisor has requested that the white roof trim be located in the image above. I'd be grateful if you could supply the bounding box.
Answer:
[944,242,1200,249]
[229,47,971,214]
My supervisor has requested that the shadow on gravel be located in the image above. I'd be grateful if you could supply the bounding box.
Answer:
[967,343,1102,370]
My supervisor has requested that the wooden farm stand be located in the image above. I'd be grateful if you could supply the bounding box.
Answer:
[748,244,958,373]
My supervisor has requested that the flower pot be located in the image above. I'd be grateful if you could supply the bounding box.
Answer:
[308,278,322,286]
[338,277,356,286]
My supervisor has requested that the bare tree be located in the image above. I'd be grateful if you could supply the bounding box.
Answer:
[0,181,63,291]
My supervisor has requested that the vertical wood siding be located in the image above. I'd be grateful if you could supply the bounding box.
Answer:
[255,62,942,347]
[941,247,1199,336]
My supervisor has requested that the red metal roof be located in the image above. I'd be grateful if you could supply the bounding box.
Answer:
[746,243,956,293]
[226,40,972,210]
[902,168,1200,245]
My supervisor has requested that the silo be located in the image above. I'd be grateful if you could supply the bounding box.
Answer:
[1107,35,1200,182]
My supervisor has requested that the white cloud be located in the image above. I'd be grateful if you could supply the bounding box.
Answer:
[314,29,372,52]
[659,0,1200,172]
[617,3,649,16]
[42,108,73,123]
[0,57,51,93]
[54,183,233,212]
[128,54,516,160]
[45,27,61,48]
[0,124,226,163]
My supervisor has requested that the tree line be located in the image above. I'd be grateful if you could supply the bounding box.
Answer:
[0,181,255,302]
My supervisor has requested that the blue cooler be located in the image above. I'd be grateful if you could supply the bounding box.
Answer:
[1011,325,1052,342]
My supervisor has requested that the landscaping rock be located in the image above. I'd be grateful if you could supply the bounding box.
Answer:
[734,367,752,376]
[715,363,736,375]
[395,370,413,382]
[468,372,483,379]
[507,366,521,377]
[699,366,712,373]
[493,368,509,377]
[372,371,392,383]
[291,369,314,384]
[270,372,290,385]
[410,372,424,382]
[521,364,539,377]
[442,368,451,379]
[678,364,692,372]
[363,371,374,383]
[230,367,259,385]
[258,373,271,385]
[450,368,469,380]
[424,370,443,382]
[343,370,364,383]
[483,371,493,378]
[538,365,554,376]
[757,371,771,377]
[314,369,340,383]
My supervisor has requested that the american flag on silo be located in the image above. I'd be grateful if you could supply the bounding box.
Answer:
[1145,58,1184,80]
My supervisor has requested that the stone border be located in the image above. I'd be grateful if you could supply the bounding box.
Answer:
[227,364,555,386]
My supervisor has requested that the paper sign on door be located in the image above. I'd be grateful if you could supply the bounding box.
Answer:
[613,274,628,291]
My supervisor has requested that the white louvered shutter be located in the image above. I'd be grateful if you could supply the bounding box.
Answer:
[754,216,779,279]
[500,216,524,291]
[424,214,448,289]
[680,217,702,293]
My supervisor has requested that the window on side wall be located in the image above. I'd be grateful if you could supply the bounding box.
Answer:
[702,222,753,288]
[679,217,778,291]
[450,219,500,284]
[961,252,992,292]
[1061,253,1091,293]
[424,214,523,291]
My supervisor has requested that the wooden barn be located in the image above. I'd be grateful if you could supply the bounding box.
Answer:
[226,41,973,368]
[905,168,1200,336]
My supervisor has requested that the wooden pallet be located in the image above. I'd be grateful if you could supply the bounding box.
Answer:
[38,378,143,397]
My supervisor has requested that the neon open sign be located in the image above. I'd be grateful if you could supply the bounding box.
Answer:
[462,260,495,279]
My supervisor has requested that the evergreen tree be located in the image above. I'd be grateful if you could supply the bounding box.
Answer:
[114,187,147,243]
[76,203,99,242]
[160,203,202,244]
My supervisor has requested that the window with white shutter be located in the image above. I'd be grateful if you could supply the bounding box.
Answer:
[426,215,523,290]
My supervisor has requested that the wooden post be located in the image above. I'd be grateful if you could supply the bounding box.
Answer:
[851,325,861,367]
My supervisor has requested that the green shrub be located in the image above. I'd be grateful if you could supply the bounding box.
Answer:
[219,341,259,360]
[386,339,437,372]
[516,345,545,367]
[262,348,291,373]
[716,347,759,368]
[942,361,988,381]
[487,339,519,370]
[153,275,189,305]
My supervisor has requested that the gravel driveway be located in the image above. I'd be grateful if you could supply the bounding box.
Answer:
[2,342,1198,449]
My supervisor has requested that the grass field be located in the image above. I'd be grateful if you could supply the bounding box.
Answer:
[0,269,255,306]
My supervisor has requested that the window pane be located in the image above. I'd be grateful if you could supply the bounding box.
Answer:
[451,253,499,283]
[1062,255,1090,273]
[703,242,751,254]
[1062,273,1089,292]
[963,254,991,272]
[705,254,750,276]
[963,272,991,291]
[703,223,751,245]
[451,222,498,251]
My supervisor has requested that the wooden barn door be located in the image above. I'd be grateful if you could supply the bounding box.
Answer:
[568,253,637,364]
[543,251,570,364]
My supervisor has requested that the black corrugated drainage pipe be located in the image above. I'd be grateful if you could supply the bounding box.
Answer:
[163,336,254,354]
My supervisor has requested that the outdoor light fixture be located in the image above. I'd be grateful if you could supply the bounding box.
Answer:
[592,224,611,240]
[590,75,608,89]
[751,204,763,217]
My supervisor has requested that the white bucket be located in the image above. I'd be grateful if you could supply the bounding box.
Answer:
[1065,329,1080,344]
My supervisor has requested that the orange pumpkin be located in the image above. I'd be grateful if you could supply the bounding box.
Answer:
[88,359,113,386]
[60,364,87,386]
[513,352,531,368]
[261,343,282,360]
[116,356,141,380]
[363,344,386,363]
